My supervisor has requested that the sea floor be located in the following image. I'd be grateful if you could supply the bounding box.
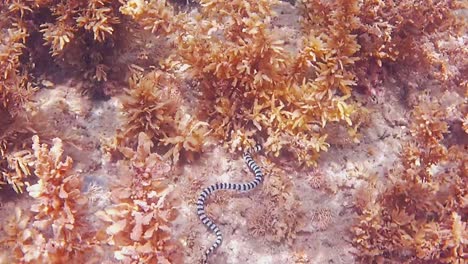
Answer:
[1,1,465,263]
[0,72,410,263]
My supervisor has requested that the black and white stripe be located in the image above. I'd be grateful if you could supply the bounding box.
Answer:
[197,145,263,263]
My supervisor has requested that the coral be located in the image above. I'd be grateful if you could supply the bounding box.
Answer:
[311,207,332,231]
[95,132,183,263]
[352,99,468,263]
[306,168,328,189]
[247,164,305,244]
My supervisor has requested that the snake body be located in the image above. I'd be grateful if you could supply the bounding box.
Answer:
[196,145,263,263]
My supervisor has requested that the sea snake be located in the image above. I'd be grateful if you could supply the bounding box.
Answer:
[196,145,264,263]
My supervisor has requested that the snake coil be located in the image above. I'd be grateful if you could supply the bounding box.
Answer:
[196,145,264,263]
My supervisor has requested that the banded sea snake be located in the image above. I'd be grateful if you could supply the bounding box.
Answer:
[196,145,264,263]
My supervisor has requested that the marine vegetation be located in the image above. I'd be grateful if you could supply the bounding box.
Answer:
[166,0,358,166]
[2,136,92,262]
[96,132,182,263]
[353,98,467,263]
[0,0,466,263]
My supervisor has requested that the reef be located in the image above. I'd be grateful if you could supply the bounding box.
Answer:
[0,0,466,263]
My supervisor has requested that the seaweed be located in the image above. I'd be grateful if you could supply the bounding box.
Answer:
[1,136,93,263]
[96,132,183,263]
[152,0,360,166]
[352,99,467,263]
[0,0,466,262]
[119,70,209,163]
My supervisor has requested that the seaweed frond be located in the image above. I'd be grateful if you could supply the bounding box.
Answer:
[96,132,183,263]
[76,0,121,42]
[120,70,181,140]
[2,135,93,263]
[0,22,34,117]
[120,70,209,163]
[160,111,209,163]
[0,118,36,193]
[166,0,361,166]
[120,0,183,35]
[352,99,468,262]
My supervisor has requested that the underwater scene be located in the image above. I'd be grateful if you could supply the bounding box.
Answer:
[0,0,467,263]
